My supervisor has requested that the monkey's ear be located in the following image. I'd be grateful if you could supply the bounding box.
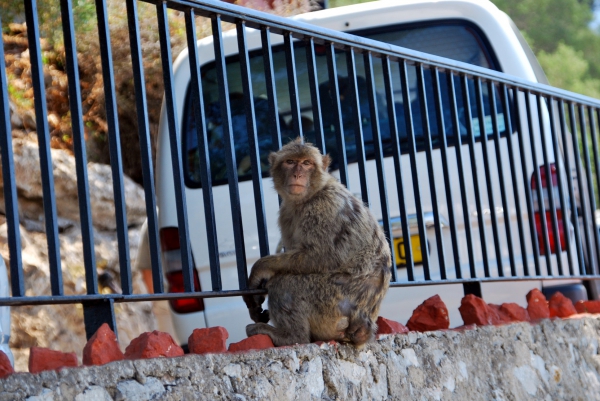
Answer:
[268,152,278,166]
[321,154,331,171]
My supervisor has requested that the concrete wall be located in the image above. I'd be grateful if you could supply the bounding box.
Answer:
[1,316,600,400]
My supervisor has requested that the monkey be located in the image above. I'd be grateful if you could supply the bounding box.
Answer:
[242,138,392,347]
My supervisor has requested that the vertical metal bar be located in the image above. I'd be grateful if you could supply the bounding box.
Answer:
[345,48,369,205]
[432,69,461,279]
[501,85,528,276]
[488,81,515,277]
[283,33,303,140]
[558,100,584,275]
[461,75,490,278]
[305,38,325,154]
[527,91,553,275]
[569,102,594,275]
[325,43,348,187]
[60,0,97,293]
[186,10,221,290]
[126,0,163,293]
[513,89,540,276]
[587,106,600,274]
[525,91,551,275]
[381,56,410,282]
[474,78,502,277]
[83,299,117,340]
[212,15,248,288]
[261,27,282,150]
[95,0,131,293]
[536,94,562,275]
[0,16,24,297]
[24,0,63,295]
[364,52,394,278]
[447,73,476,278]
[578,105,600,274]
[157,2,194,291]
[415,64,443,280]
[237,21,269,259]
[548,97,575,275]
[399,60,430,277]
[463,281,482,298]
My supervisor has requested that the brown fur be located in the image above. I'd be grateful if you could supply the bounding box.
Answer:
[243,138,391,347]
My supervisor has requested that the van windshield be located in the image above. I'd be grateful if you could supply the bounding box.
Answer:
[183,20,506,187]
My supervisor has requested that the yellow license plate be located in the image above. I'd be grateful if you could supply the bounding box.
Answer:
[394,235,423,265]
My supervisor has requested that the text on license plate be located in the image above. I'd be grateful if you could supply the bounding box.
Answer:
[394,235,423,265]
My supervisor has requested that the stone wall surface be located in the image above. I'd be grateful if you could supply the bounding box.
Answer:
[1,316,600,400]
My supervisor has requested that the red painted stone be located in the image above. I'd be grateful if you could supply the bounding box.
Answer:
[0,351,13,378]
[228,334,274,352]
[575,300,600,314]
[406,295,450,332]
[376,316,409,335]
[82,323,124,366]
[548,292,577,318]
[487,304,510,325]
[29,347,78,374]
[459,294,497,326]
[499,303,530,322]
[124,331,184,360]
[452,324,477,332]
[526,289,550,320]
[188,326,229,354]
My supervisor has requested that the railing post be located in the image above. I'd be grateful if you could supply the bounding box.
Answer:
[463,282,482,298]
[83,300,118,340]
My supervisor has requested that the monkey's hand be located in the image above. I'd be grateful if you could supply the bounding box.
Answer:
[247,255,278,290]
[242,294,270,323]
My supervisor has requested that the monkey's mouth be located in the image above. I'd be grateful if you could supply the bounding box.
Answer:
[287,184,307,194]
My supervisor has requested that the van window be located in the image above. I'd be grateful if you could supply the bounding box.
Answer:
[183,20,507,187]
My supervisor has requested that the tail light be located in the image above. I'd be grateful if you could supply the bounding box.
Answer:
[534,209,566,255]
[530,163,558,189]
[530,163,566,254]
[160,227,204,314]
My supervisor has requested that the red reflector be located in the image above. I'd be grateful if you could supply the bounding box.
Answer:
[166,269,204,314]
[531,163,558,189]
[534,209,566,255]
[160,227,181,252]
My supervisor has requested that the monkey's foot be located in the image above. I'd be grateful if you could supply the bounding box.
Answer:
[246,323,268,338]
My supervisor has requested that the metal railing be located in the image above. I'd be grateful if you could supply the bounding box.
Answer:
[1,0,600,340]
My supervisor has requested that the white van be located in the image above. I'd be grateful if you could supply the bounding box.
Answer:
[137,0,589,346]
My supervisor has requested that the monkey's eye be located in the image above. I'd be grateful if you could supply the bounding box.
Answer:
[302,160,312,166]
[286,159,295,165]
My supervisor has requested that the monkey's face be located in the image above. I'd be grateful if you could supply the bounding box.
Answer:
[269,139,331,203]
[282,157,315,196]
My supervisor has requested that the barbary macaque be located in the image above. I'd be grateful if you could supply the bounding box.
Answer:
[243,138,391,347]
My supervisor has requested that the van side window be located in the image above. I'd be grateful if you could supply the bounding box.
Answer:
[183,19,506,187]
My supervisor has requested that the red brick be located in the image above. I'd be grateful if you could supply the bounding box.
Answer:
[575,300,600,314]
[228,334,274,352]
[188,327,229,354]
[499,303,530,322]
[452,324,477,332]
[124,331,184,360]
[487,304,509,325]
[526,289,550,320]
[28,347,78,374]
[459,294,497,326]
[0,351,13,378]
[406,295,450,332]
[82,323,124,366]
[376,316,409,335]
[548,292,577,318]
